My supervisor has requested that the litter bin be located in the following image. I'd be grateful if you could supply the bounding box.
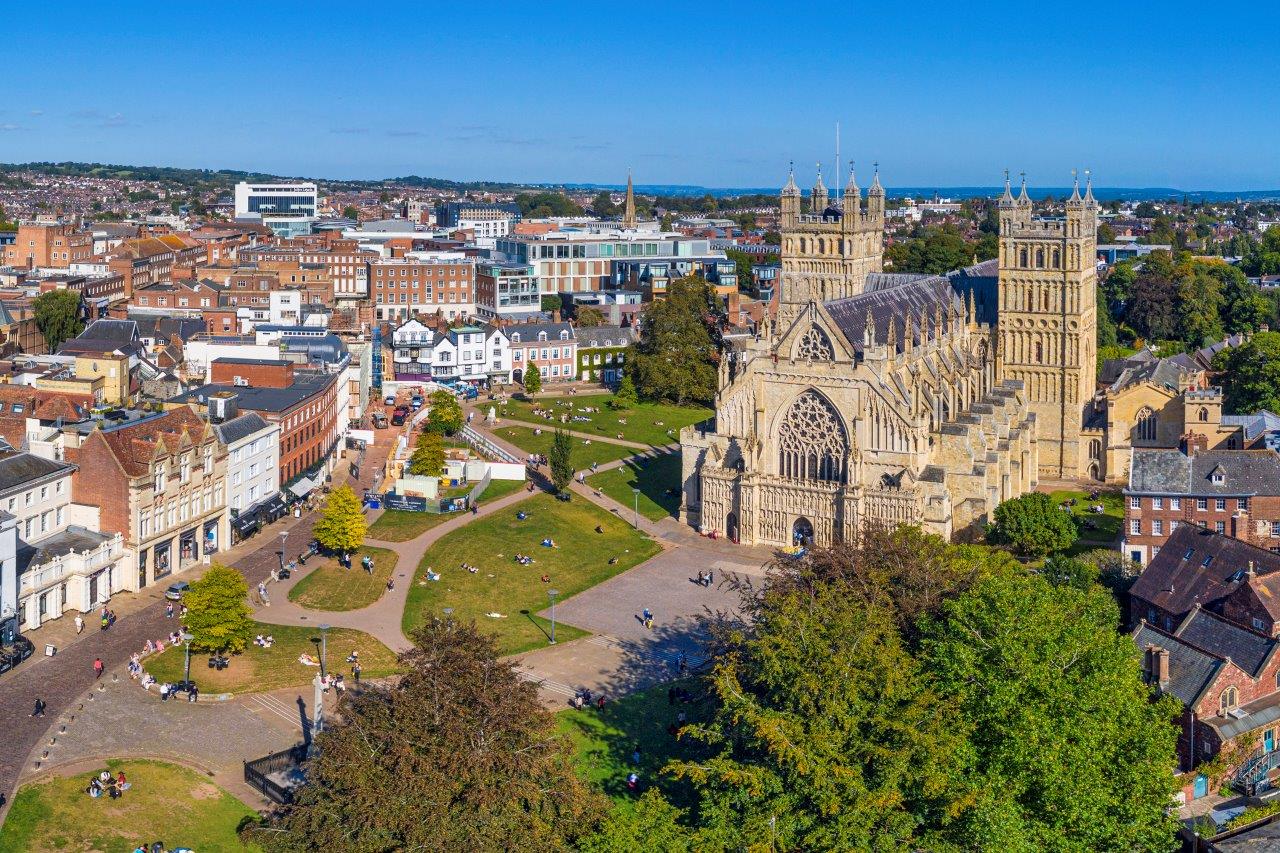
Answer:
[44,643,56,657]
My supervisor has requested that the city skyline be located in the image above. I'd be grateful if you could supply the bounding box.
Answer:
[7,1,1280,190]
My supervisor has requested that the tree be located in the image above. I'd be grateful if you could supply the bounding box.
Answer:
[1126,256,1178,342]
[1096,288,1119,349]
[548,429,573,493]
[183,563,253,654]
[884,225,992,275]
[591,191,617,216]
[1097,221,1117,244]
[541,293,562,314]
[341,205,359,220]
[575,305,606,327]
[408,431,445,476]
[628,275,719,406]
[1216,331,1280,413]
[1175,265,1224,347]
[1101,259,1137,307]
[250,620,605,851]
[32,289,84,351]
[312,484,367,561]
[523,361,542,395]
[987,492,1075,559]
[919,570,1180,851]
[425,389,463,435]
[609,375,637,409]
[1209,260,1275,334]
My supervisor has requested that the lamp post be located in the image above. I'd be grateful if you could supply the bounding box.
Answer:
[279,530,289,574]
[632,488,640,529]
[548,589,559,645]
[181,631,194,689]
[318,623,330,679]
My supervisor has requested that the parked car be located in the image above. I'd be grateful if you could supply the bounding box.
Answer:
[410,395,424,410]
[384,395,396,406]
[390,410,407,426]
[164,581,190,601]
[372,412,389,429]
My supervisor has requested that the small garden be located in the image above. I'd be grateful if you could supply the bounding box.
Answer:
[0,759,261,852]
[402,492,660,655]
[287,545,399,611]
[501,393,711,447]
[145,622,399,694]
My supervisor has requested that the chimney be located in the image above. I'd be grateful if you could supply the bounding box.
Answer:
[1180,431,1208,456]
[1156,647,1170,684]
[1232,510,1251,541]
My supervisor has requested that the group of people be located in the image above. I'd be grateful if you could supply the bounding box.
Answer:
[571,688,606,710]
[640,608,655,630]
[254,634,275,648]
[99,607,118,631]
[132,843,194,853]
[319,672,347,693]
[695,569,714,587]
[164,602,188,619]
[461,562,479,574]
[86,769,129,800]
[525,453,548,468]
[513,554,535,565]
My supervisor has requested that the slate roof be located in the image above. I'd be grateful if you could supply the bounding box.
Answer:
[1176,607,1278,677]
[505,321,575,343]
[91,406,210,477]
[0,452,76,493]
[172,371,337,414]
[574,325,635,349]
[825,275,961,354]
[1223,411,1280,442]
[78,319,139,345]
[1195,333,1248,369]
[1100,349,1157,385]
[1104,351,1200,393]
[1128,448,1280,496]
[1132,622,1225,707]
[1130,525,1280,621]
[16,525,112,573]
[212,412,272,446]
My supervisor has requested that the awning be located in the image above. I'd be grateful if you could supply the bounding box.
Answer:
[233,512,259,534]
[289,477,316,498]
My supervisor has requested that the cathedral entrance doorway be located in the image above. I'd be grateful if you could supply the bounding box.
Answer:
[726,512,738,543]
[793,517,814,547]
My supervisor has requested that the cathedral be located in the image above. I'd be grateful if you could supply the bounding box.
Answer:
[679,166,1099,546]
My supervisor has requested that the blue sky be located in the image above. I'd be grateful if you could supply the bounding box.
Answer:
[7,1,1279,190]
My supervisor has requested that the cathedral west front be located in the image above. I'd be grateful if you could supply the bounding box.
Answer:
[679,166,1099,547]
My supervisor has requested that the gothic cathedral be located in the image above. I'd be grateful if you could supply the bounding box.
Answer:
[679,167,1098,547]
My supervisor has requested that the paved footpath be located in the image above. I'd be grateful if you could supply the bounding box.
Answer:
[0,438,390,819]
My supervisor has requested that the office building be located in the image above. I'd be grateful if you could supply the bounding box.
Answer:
[234,182,319,238]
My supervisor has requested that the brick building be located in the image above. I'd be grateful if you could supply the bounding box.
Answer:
[1,221,93,268]
[506,320,576,384]
[1122,436,1280,565]
[371,254,475,322]
[1131,525,1280,801]
[64,406,229,590]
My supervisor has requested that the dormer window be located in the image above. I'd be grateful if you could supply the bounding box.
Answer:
[154,464,166,493]
[511,333,520,343]
[560,330,569,340]
[538,332,548,342]
[1211,467,1226,485]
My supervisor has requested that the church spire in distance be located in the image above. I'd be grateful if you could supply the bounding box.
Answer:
[623,170,637,228]
[999,169,1015,207]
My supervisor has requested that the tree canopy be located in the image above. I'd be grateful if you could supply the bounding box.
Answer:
[548,429,574,493]
[408,431,445,477]
[183,563,253,654]
[987,492,1076,559]
[609,527,1179,852]
[1215,331,1280,413]
[523,361,543,395]
[312,485,367,558]
[250,620,605,851]
[425,389,463,435]
[32,289,84,351]
[628,275,719,406]
[884,225,995,275]
[516,192,583,218]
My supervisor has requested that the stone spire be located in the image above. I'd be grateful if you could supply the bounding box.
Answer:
[886,312,897,361]
[1083,169,1097,207]
[812,164,828,212]
[1067,169,1083,208]
[903,315,913,354]
[843,160,860,208]
[863,308,876,347]
[966,288,976,326]
[782,161,800,196]
[623,170,637,229]
[998,169,1015,209]
[1016,171,1031,209]
[935,302,944,341]
[868,163,884,196]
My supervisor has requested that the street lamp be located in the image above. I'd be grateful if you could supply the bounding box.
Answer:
[181,631,194,690]
[318,623,330,679]
[279,530,289,574]
[632,488,640,529]
[547,589,559,645]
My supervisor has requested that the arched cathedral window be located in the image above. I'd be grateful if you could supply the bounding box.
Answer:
[777,390,847,483]
[1136,407,1157,442]
[1019,248,1028,267]
[1036,248,1045,268]
[1198,407,1209,423]
[1035,341,1043,362]
[795,325,835,361]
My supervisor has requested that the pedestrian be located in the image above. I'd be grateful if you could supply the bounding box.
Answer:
[187,683,199,703]
[100,613,109,630]
[471,504,479,516]
[74,614,83,634]
[31,698,45,717]
[93,658,104,679]
[353,661,361,684]
[597,695,606,710]
[165,602,173,619]
[706,569,714,587]
[386,577,394,591]
[626,772,638,793]
[180,605,188,619]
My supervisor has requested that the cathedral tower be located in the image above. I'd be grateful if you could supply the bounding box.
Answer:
[777,162,885,329]
[996,172,1098,478]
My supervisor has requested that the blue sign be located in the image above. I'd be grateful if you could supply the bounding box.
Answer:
[382,494,429,512]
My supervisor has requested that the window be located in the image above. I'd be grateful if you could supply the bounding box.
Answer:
[1153,519,1163,535]
[1183,547,1195,560]
[154,464,166,493]
[1153,497,1163,510]
[1256,617,1267,631]
[1216,498,1227,511]
[1216,521,1226,534]
[1221,686,1239,713]
[180,457,190,483]
[1171,520,1180,532]
[1130,496,1141,509]
[1198,498,1208,511]
[1130,519,1141,535]
[23,491,32,507]
[1272,521,1280,538]
[1171,497,1181,510]
[1240,498,1250,511]
[1135,407,1157,442]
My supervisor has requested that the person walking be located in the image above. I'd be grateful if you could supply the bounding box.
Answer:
[31,698,45,717]
[165,602,174,619]
[74,614,83,634]
[93,658,104,679]
[352,661,361,685]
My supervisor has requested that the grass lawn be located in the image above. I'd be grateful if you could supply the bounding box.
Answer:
[498,425,638,469]
[501,393,711,447]
[1047,488,1124,546]
[0,758,261,853]
[367,478,529,542]
[145,622,399,694]
[287,545,399,611]
[590,452,681,521]
[557,678,709,805]
[403,492,661,655]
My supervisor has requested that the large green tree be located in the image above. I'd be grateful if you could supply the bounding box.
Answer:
[425,389,463,435]
[523,361,543,395]
[575,305,606,327]
[884,225,994,275]
[183,563,253,654]
[32,289,85,351]
[408,431,445,476]
[250,620,605,851]
[987,492,1076,559]
[312,484,367,560]
[1215,331,1280,413]
[591,191,617,216]
[919,570,1181,851]
[628,275,719,406]
[548,429,573,494]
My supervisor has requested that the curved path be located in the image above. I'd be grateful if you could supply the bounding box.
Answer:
[492,416,657,450]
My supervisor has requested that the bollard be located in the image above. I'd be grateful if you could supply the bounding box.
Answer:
[59,724,66,733]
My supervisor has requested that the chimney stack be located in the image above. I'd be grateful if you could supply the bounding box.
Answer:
[1156,647,1170,684]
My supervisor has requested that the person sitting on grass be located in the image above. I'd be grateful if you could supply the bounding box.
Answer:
[426,568,440,581]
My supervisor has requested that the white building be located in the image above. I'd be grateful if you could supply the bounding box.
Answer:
[234,182,318,238]
[212,408,280,539]
[391,319,510,386]
[16,527,126,631]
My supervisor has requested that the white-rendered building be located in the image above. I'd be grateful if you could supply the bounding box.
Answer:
[234,182,318,238]
[213,408,281,521]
